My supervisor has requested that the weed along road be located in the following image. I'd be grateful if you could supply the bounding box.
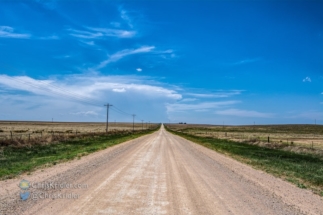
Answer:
[1,126,322,215]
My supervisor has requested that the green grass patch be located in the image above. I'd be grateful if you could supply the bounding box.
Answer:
[0,126,160,180]
[165,126,323,196]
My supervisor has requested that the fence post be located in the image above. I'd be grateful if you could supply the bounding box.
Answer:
[10,131,12,140]
[268,136,270,143]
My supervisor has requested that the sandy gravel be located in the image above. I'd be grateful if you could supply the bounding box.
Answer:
[1,125,322,215]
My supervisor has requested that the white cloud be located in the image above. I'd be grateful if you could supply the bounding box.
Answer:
[120,9,134,29]
[0,26,31,39]
[187,90,242,98]
[112,88,126,93]
[71,111,98,116]
[166,101,239,113]
[68,27,136,39]
[303,77,311,82]
[215,109,273,118]
[232,58,261,65]
[0,75,58,98]
[0,74,181,104]
[84,41,95,46]
[136,68,142,72]
[0,74,182,121]
[38,35,59,40]
[94,46,155,70]
[180,98,197,102]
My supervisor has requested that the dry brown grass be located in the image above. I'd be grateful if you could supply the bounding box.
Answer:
[165,123,323,156]
[0,121,157,147]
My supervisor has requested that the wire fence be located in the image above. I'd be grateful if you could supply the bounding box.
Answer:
[0,124,159,147]
[186,130,323,151]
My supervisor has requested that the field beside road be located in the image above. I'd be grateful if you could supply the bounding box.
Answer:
[0,121,160,180]
[0,121,155,139]
[165,124,323,154]
[0,121,158,147]
[1,125,322,215]
[165,124,323,196]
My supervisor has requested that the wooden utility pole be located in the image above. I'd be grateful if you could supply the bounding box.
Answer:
[132,114,136,131]
[104,103,113,133]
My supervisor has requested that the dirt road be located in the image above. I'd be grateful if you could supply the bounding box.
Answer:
[1,126,322,214]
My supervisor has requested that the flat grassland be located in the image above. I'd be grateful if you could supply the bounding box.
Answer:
[0,121,156,145]
[0,121,153,135]
[166,124,323,153]
[0,121,160,179]
[165,124,323,195]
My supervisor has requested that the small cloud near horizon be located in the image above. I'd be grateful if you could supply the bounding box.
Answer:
[303,77,311,82]
[215,108,273,118]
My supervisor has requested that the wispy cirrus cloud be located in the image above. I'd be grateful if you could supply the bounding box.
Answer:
[232,58,261,65]
[0,26,59,40]
[215,108,274,118]
[180,98,198,102]
[0,26,31,39]
[119,9,134,29]
[71,111,98,116]
[94,46,155,70]
[186,90,242,98]
[38,35,59,40]
[166,101,240,113]
[287,110,323,119]
[68,27,136,39]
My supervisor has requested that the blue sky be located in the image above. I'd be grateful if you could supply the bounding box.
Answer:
[0,0,322,125]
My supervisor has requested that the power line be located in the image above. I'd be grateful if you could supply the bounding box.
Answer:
[110,106,132,116]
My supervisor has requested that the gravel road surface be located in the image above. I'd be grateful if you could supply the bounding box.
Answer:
[1,126,322,214]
